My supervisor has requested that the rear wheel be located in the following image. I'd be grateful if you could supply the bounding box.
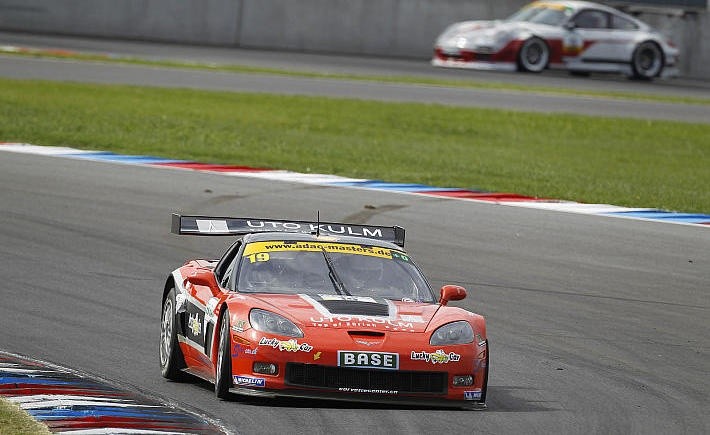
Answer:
[160,287,186,380]
[517,37,549,73]
[215,309,233,399]
[631,41,664,80]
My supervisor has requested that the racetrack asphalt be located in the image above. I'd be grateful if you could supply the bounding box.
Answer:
[1,34,709,434]
[1,150,708,434]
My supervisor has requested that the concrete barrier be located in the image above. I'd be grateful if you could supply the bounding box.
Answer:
[0,0,706,79]
[0,0,241,44]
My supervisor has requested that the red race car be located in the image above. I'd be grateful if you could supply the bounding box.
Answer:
[160,214,489,409]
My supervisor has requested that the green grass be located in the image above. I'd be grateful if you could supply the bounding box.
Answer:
[1,78,709,214]
[2,48,710,106]
[0,398,51,435]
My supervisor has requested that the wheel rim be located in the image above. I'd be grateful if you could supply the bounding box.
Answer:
[526,44,542,65]
[521,40,548,72]
[636,44,662,77]
[160,298,173,367]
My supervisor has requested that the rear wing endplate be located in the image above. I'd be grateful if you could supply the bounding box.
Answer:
[171,213,405,247]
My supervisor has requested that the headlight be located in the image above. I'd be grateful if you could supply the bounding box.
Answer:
[249,309,303,338]
[430,321,474,345]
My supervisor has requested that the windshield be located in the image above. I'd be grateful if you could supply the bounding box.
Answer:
[236,241,434,302]
[507,4,572,26]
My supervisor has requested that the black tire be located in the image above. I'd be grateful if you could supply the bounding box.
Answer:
[480,339,490,404]
[160,287,186,380]
[631,41,664,80]
[215,309,233,399]
[517,37,549,73]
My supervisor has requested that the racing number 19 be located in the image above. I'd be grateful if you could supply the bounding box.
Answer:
[246,253,270,263]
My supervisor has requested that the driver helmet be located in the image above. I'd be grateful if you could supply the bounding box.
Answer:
[341,254,385,288]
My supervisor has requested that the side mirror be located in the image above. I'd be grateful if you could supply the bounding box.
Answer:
[185,270,218,289]
[564,21,577,30]
[439,285,467,306]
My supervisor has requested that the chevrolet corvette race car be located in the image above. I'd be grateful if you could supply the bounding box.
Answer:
[432,0,678,79]
[160,214,488,409]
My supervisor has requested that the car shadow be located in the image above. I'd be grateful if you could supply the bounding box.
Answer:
[186,382,557,412]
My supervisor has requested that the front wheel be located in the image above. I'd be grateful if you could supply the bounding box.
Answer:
[517,37,549,73]
[215,309,233,399]
[160,287,186,380]
[631,41,664,80]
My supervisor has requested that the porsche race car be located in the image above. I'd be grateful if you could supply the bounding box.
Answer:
[432,0,679,79]
[160,214,488,409]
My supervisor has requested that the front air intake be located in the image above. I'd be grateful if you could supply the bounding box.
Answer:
[319,300,389,316]
[285,363,447,394]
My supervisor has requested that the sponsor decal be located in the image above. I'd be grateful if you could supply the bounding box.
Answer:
[231,319,247,333]
[390,251,410,262]
[244,221,384,238]
[196,219,229,233]
[338,387,398,394]
[355,340,378,347]
[243,241,392,259]
[400,315,423,323]
[410,350,461,364]
[313,351,322,361]
[234,375,265,388]
[188,313,201,336]
[207,297,219,313]
[563,34,584,56]
[174,293,187,314]
[319,294,377,303]
[338,351,398,370]
[309,315,420,331]
[464,390,482,401]
[232,344,257,358]
[259,337,313,353]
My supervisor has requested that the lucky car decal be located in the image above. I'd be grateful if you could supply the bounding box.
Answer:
[258,337,313,352]
[411,350,462,364]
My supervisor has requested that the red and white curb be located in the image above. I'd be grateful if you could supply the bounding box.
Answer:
[0,351,226,433]
[2,143,708,227]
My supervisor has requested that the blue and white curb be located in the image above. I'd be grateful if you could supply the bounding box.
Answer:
[0,351,225,433]
[2,143,708,227]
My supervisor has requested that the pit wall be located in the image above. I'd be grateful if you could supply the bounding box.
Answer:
[0,0,707,79]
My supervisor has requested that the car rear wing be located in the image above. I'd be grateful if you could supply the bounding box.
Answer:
[171,213,405,247]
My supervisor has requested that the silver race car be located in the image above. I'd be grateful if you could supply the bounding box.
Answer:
[432,0,678,79]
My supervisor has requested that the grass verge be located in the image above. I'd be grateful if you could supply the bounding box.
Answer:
[0,398,51,435]
[1,78,708,214]
[2,48,709,106]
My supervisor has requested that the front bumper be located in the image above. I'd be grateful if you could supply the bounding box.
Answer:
[229,331,488,407]
[432,43,519,71]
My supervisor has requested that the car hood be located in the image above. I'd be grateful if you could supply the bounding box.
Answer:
[249,293,440,333]
[436,19,553,48]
